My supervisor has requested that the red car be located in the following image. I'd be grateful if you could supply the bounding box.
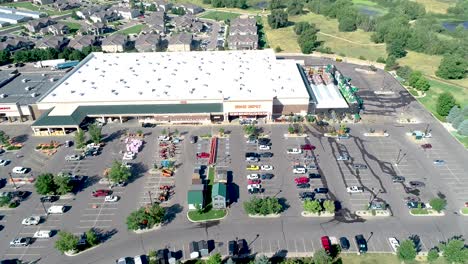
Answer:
[301,144,316,151]
[196,152,210,159]
[321,236,331,252]
[92,189,112,197]
[248,179,261,185]
[294,177,309,184]
[421,144,432,149]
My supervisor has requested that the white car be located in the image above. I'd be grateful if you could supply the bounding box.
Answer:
[33,230,52,238]
[293,166,306,174]
[260,165,273,171]
[22,216,41,226]
[9,237,31,247]
[12,166,28,174]
[346,186,364,193]
[123,152,135,160]
[247,174,260,180]
[0,159,10,166]
[158,136,171,141]
[105,195,119,202]
[65,154,82,161]
[247,184,262,189]
[337,155,349,161]
[287,148,302,154]
[259,145,271,150]
[388,237,400,252]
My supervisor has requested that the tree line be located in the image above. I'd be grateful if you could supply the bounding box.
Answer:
[202,0,248,9]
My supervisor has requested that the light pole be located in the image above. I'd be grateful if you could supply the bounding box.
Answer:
[8,173,18,189]
[148,191,153,204]
[395,149,402,166]
[41,200,48,216]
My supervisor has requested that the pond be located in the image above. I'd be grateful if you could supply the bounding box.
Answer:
[442,21,468,31]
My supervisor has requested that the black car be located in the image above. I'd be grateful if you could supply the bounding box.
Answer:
[316,121,328,126]
[141,123,156,128]
[355,234,368,253]
[296,183,310,189]
[392,176,405,183]
[245,152,259,158]
[309,173,321,179]
[407,201,425,209]
[261,173,274,180]
[409,181,425,188]
[314,187,329,194]
[340,237,350,250]
[84,149,99,156]
[248,188,263,194]
[12,191,29,201]
[353,164,368,169]
[40,195,58,203]
[190,136,197,144]
[237,239,248,255]
[299,191,315,201]
[259,152,273,158]
[228,240,237,256]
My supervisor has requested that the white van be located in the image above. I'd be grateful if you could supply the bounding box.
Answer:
[33,230,52,238]
[47,205,65,214]
[293,166,306,174]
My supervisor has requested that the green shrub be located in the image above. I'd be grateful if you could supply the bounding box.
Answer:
[9,201,19,208]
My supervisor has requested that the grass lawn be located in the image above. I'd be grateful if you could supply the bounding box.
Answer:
[461,207,468,214]
[2,2,41,11]
[452,132,468,148]
[411,208,429,214]
[116,24,144,35]
[187,209,226,221]
[208,166,215,185]
[200,11,241,21]
[60,21,81,33]
[412,0,457,14]
[340,253,448,264]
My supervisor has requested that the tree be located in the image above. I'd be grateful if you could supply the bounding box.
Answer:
[397,239,417,261]
[88,123,102,144]
[243,197,282,215]
[161,128,167,135]
[414,77,430,91]
[439,239,468,264]
[452,115,465,129]
[139,2,145,14]
[267,9,288,29]
[298,28,319,54]
[384,55,398,71]
[323,200,335,214]
[35,173,56,195]
[206,253,222,264]
[147,3,157,11]
[287,0,304,15]
[269,0,283,10]
[303,199,322,214]
[0,196,11,207]
[409,71,423,87]
[429,197,447,212]
[55,231,79,253]
[458,120,468,136]
[313,249,332,264]
[436,92,456,117]
[288,125,295,134]
[108,160,131,183]
[85,229,99,246]
[446,106,461,123]
[126,209,146,230]
[255,255,271,264]
[427,248,439,262]
[219,128,225,135]
[0,130,9,145]
[0,50,10,65]
[387,38,407,58]
[243,125,257,135]
[54,175,72,195]
[126,204,166,230]
[75,129,86,149]
[294,22,311,35]
[436,54,467,80]
[144,203,166,227]
[338,16,357,32]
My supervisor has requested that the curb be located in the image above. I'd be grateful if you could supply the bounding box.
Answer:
[301,211,335,217]
[409,209,445,216]
[248,213,281,218]
[133,225,161,234]
[64,244,101,257]
[187,210,228,223]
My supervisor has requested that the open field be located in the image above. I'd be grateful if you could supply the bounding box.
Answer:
[340,253,448,264]
[412,0,457,14]
[116,24,144,35]
[200,10,241,21]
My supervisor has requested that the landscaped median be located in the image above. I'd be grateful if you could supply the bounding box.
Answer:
[409,208,445,216]
[187,208,227,222]
[56,229,101,257]
[126,203,165,232]
[409,197,447,216]
[356,209,392,217]
[302,199,335,217]
[244,197,284,218]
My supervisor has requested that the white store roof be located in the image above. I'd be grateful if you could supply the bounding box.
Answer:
[40,50,310,104]
[311,83,349,109]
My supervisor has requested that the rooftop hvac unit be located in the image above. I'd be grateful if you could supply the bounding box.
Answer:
[30,93,38,97]
[24,86,32,91]
[0,94,7,98]
[52,93,56,97]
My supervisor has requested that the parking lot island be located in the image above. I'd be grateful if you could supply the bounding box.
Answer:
[355,209,392,218]
[301,211,335,217]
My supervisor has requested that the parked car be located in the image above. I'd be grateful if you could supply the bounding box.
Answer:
[84,148,99,157]
[421,144,432,149]
[248,187,263,194]
[346,186,364,193]
[287,148,302,154]
[247,174,260,180]
[409,181,425,188]
[260,165,273,171]
[261,173,274,180]
[340,237,350,250]
[190,135,197,144]
[33,230,52,238]
[9,237,31,247]
[47,205,65,214]
[246,165,260,171]
[403,196,420,203]
[321,236,331,252]
[248,179,261,185]
[369,201,387,210]
[259,145,271,150]
[245,152,259,158]
[294,177,309,184]
[301,144,315,151]
[116,257,134,264]
[141,123,156,128]
[407,201,425,209]
[297,183,311,189]
[353,164,367,169]
[306,164,318,170]
[293,166,306,174]
[309,173,321,179]
[337,155,349,161]
[299,192,315,201]
[228,240,237,256]
[12,191,29,201]
[158,136,171,141]
[12,166,28,174]
[355,234,368,253]
[388,237,400,252]
[248,184,262,190]
[92,189,112,197]
[258,138,270,145]
[40,195,58,203]
[0,159,10,166]
[22,216,41,226]
[246,156,259,162]
[196,152,210,159]
[237,239,248,255]
[123,152,135,160]
[314,187,329,194]
[259,152,273,158]
[392,176,405,183]
[65,154,82,161]
[105,195,119,202]
[433,159,445,165]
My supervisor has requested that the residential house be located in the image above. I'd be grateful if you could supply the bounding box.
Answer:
[36,36,69,50]
[52,0,81,11]
[134,33,160,52]
[212,183,227,209]
[167,33,192,52]
[227,34,258,50]
[116,8,140,20]
[25,18,55,33]
[90,10,118,23]
[0,36,33,52]
[155,0,172,12]
[80,22,109,35]
[101,34,130,52]
[187,184,205,210]
[228,16,258,50]
[76,6,106,20]
[171,15,203,33]
[231,16,256,27]
[68,35,97,51]
[230,24,257,35]
[177,3,204,14]
[48,23,69,36]
[32,0,55,5]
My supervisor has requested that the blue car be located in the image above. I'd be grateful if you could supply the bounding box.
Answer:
[433,160,445,165]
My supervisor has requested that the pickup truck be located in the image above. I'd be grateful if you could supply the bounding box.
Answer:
[287,148,302,154]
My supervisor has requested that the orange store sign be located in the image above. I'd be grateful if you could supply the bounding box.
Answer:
[234,105,261,109]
